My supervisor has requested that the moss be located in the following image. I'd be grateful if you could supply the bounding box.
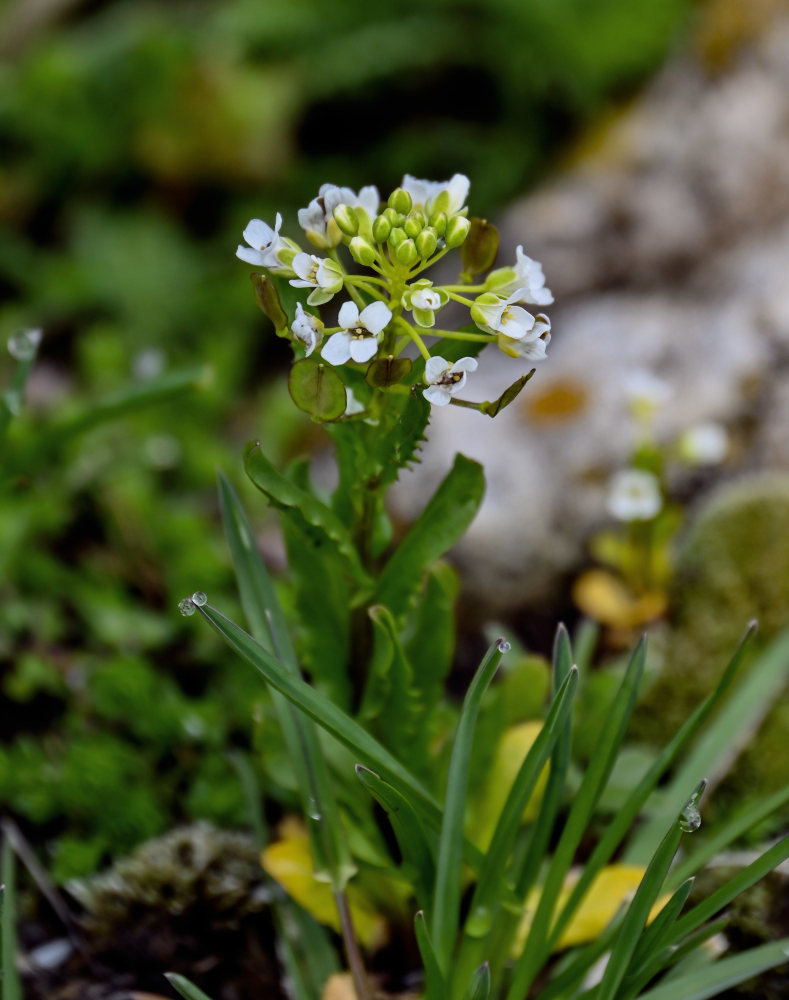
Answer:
[632,475,789,825]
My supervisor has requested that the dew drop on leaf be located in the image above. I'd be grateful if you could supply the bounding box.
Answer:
[191,591,207,606]
[7,328,42,362]
[178,598,196,617]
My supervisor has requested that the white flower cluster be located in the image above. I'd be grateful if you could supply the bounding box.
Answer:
[236,174,553,410]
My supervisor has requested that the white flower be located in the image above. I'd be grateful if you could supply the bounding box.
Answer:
[511,247,553,306]
[290,253,344,305]
[624,370,671,410]
[401,280,449,327]
[423,355,478,406]
[471,290,538,340]
[678,422,729,465]
[401,173,470,217]
[298,184,380,248]
[321,300,392,365]
[498,314,551,360]
[291,303,324,357]
[236,214,293,273]
[606,469,662,522]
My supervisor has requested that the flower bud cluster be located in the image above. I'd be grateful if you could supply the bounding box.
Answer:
[236,173,554,414]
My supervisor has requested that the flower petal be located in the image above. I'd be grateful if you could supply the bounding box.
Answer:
[425,356,450,383]
[349,336,379,364]
[338,301,360,330]
[451,357,479,374]
[359,301,392,334]
[321,332,352,366]
[236,245,267,266]
[243,218,275,248]
[424,385,451,406]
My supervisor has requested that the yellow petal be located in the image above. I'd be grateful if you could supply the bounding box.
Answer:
[573,569,667,628]
[321,973,357,1000]
[262,822,388,950]
[513,864,670,954]
[468,721,548,850]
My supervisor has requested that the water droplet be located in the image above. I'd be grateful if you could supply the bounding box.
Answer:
[497,638,511,653]
[191,591,207,607]
[178,597,196,617]
[7,328,42,362]
[465,905,493,938]
[307,798,322,821]
[679,804,701,833]
[679,779,706,833]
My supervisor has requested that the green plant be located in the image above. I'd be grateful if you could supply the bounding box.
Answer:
[172,176,789,999]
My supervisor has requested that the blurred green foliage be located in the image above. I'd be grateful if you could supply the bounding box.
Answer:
[0,0,695,879]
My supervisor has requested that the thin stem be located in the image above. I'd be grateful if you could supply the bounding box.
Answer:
[431,329,491,343]
[445,290,476,307]
[335,890,371,1000]
[400,323,431,361]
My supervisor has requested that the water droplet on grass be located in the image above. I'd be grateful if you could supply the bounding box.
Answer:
[8,328,42,362]
[191,591,207,606]
[178,598,196,616]
[497,639,511,653]
[680,804,701,833]
[465,905,493,937]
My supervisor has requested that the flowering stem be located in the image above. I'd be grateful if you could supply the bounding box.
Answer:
[445,290,477,308]
[430,329,491,343]
[334,890,371,1000]
[395,319,431,361]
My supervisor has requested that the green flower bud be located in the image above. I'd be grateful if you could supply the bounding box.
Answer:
[349,236,377,266]
[404,215,423,239]
[388,187,413,215]
[416,228,438,259]
[372,214,392,243]
[388,227,407,249]
[384,207,405,227]
[445,215,471,248]
[395,238,418,266]
[429,211,447,237]
[333,204,359,236]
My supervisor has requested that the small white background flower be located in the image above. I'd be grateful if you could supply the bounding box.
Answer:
[606,469,662,522]
[423,355,478,406]
[321,300,392,365]
[678,422,729,465]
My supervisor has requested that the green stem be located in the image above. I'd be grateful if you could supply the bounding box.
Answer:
[335,890,371,1000]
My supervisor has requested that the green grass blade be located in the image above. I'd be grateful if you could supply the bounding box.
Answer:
[506,637,646,1000]
[552,623,757,943]
[513,624,575,901]
[670,782,789,887]
[594,804,688,1000]
[620,920,728,1000]
[218,474,353,890]
[164,972,216,1000]
[540,911,627,1000]
[664,834,789,949]
[467,666,578,920]
[628,876,694,972]
[1,835,22,1000]
[218,471,298,664]
[355,765,437,918]
[462,962,491,1000]
[432,639,508,969]
[194,601,445,830]
[633,938,789,1000]
[416,910,447,1000]
[627,620,788,861]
